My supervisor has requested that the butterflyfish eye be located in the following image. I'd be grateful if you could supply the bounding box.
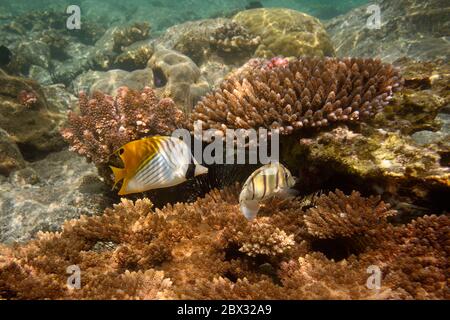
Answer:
[119,148,125,155]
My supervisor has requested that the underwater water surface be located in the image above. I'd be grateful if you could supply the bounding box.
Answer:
[0,0,449,301]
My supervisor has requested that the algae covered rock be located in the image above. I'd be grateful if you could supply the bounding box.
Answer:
[0,128,26,176]
[378,58,450,134]
[114,40,154,71]
[283,126,449,217]
[0,71,65,156]
[233,8,335,58]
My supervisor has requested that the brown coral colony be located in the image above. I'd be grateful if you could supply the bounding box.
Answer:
[61,86,185,165]
[191,57,403,135]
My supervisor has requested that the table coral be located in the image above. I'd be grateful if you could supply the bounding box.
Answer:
[190,57,403,136]
[0,186,447,300]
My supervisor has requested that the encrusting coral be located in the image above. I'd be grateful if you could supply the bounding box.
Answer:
[190,57,403,136]
[0,186,447,300]
[61,86,185,165]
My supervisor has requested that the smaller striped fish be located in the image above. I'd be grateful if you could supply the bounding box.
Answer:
[239,162,297,220]
[110,136,208,195]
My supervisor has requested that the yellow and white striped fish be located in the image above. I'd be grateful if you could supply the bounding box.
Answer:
[239,162,297,220]
[110,136,208,195]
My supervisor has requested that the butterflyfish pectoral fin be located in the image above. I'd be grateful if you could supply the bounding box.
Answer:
[240,200,260,221]
[277,188,299,199]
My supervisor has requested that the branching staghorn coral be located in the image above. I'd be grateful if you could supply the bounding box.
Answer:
[304,190,397,239]
[237,222,295,257]
[0,187,447,300]
[190,57,403,136]
[61,86,186,181]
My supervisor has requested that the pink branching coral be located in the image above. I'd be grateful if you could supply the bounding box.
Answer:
[0,186,447,300]
[61,86,186,165]
[190,57,403,136]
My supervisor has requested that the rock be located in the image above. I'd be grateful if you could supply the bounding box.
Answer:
[0,128,26,176]
[282,125,449,219]
[0,71,66,157]
[51,42,94,86]
[158,18,260,66]
[42,84,78,114]
[0,149,114,244]
[411,112,450,162]
[14,39,51,72]
[378,58,450,134]
[326,0,450,62]
[72,68,154,95]
[89,22,151,71]
[233,8,335,58]
[148,45,211,112]
[28,65,53,85]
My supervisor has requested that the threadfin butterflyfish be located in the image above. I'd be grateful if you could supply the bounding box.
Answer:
[239,162,297,220]
[110,136,208,195]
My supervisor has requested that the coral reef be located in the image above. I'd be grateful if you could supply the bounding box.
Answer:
[72,68,155,96]
[381,58,450,135]
[1,9,105,85]
[304,190,397,239]
[114,40,154,71]
[60,86,185,182]
[233,8,335,58]
[159,18,260,66]
[286,126,450,220]
[0,186,447,299]
[326,0,450,62]
[190,57,403,135]
[148,45,211,112]
[0,70,66,154]
[88,22,152,72]
[209,21,260,57]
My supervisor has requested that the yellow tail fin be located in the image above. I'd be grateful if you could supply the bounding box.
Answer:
[110,166,126,189]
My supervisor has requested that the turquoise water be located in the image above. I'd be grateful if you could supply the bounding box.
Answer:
[0,0,370,31]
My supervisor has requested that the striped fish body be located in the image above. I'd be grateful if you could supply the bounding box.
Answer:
[239,162,296,220]
[110,136,208,195]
